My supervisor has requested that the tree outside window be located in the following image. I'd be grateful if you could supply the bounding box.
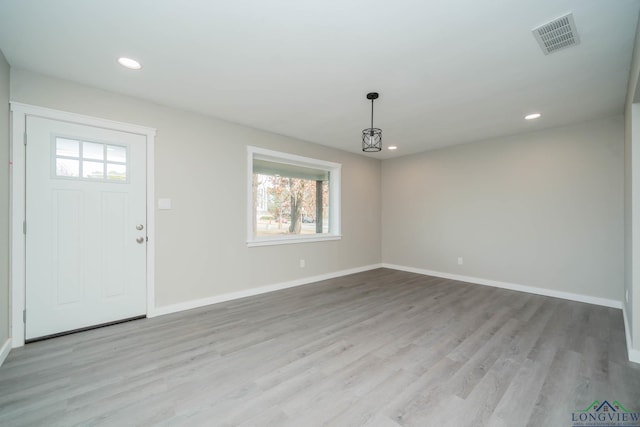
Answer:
[254,173,328,236]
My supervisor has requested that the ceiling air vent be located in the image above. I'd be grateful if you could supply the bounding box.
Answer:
[532,13,580,55]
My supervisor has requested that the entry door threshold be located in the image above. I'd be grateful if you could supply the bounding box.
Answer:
[25,315,146,343]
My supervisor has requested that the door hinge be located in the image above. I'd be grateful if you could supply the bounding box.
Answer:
[23,310,26,323]
[23,220,26,235]
[23,131,27,146]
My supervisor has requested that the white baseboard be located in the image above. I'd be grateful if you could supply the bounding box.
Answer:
[0,338,11,367]
[622,307,640,364]
[381,263,623,309]
[153,264,384,317]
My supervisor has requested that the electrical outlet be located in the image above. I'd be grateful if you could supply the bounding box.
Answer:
[299,259,306,268]
[457,257,463,265]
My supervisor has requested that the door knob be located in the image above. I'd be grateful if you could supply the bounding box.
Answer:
[136,224,144,230]
[136,237,145,244]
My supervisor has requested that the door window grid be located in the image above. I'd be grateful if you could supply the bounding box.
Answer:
[55,138,128,182]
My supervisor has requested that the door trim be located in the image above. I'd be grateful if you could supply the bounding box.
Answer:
[10,102,157,348]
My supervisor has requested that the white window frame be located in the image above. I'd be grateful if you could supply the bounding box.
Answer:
[247,146,341,247]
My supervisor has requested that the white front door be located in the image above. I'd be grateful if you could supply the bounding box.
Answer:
[25,116,147,340]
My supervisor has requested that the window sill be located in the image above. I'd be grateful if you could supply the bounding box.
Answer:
[247,234,342,247]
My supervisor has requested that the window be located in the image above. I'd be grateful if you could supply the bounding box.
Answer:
[54,137,128,182]
[247,146,341,246]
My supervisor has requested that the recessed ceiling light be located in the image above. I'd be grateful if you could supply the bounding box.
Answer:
[388,146,398,150]
[524,113,541,120]
[117,57,142,70]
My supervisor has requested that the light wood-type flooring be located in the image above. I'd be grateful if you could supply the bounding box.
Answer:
[1,268,639,426]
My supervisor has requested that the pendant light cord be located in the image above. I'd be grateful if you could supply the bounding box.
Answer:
[371,99,374,130]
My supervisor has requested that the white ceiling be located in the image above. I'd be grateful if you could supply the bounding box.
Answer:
[0,0,638,158]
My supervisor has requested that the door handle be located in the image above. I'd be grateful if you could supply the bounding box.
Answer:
[136,237,145,244]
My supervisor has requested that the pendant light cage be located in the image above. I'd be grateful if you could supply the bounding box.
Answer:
[362,92,382,152]
[362,128,382,152]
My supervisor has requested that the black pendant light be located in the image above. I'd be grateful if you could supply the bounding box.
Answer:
[362,92,382,152]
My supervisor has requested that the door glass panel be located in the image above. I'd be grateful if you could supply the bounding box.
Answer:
[107,164,126,181]
[83,142,104,160]
[107,145,127,163]
[56,158,80,177]
[56,138,79,157]
[83,161,104,179]
[54,138,127,182]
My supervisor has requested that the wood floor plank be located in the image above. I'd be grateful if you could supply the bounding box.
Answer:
[486,343,557,427]
[1,268,639,426]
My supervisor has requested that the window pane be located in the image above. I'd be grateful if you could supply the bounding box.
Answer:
[254,174,329,237]
[83,161,104,179]
[83,142,104,160]
[56,138,79,158]
[107,145,126,163]
[56,158,79,177]
[107,163,127,181]
[248,147,340,246]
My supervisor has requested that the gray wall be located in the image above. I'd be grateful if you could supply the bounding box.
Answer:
[382,116,625,301]
[0,51,9,346]
[10,69,382,309]
[625,12,640,351]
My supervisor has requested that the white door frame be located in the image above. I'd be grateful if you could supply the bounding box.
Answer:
[10,103,157,348]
